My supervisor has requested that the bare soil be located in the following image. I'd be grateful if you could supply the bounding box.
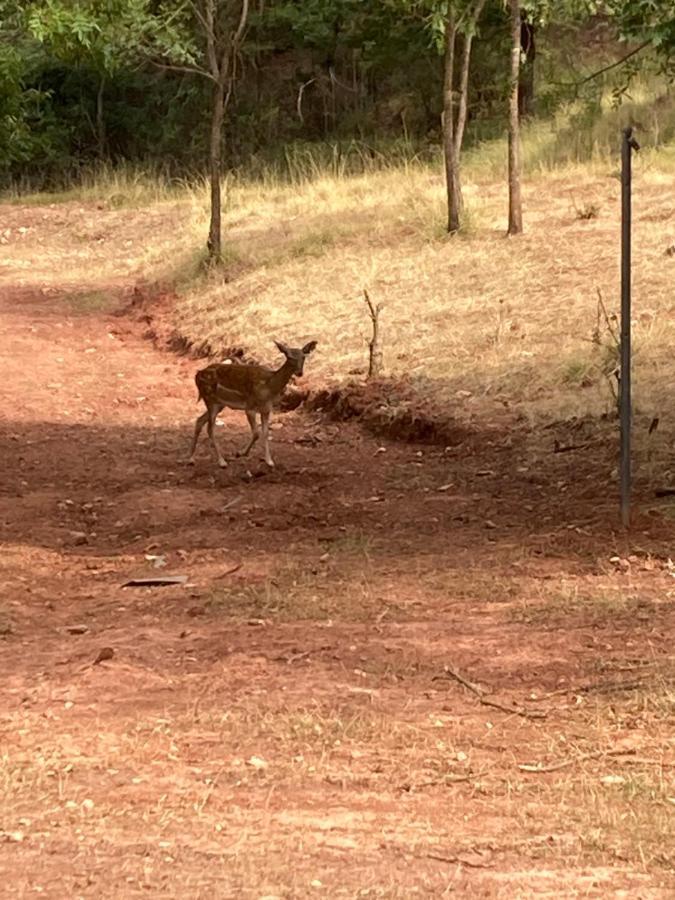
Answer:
[1,202,674,899]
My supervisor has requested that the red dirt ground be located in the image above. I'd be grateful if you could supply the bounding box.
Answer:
[1,203,674,898]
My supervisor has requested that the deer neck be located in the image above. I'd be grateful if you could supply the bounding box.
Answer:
[267,358,296,396]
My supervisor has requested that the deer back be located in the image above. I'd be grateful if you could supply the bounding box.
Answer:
[196,362,282,408]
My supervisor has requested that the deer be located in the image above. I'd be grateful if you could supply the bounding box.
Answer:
[188,340,317,469]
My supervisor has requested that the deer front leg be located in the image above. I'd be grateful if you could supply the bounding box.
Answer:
[207,404,228,468]
[237,409,260,458]
[188,410,209,464]
[260,408,274,467]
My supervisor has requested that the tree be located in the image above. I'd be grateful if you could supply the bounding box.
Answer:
[425,0,487,232]
[506,0,522,234]
[28,0,250,264]
[27,0,142,158]
[138,0,251,263]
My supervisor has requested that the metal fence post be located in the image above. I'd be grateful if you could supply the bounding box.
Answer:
[620,126,639,528]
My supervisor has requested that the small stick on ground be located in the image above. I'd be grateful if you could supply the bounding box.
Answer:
[434,665,547,720]
[519,747,635,773]
[424,852,493,869]
[363,289,384,378]
[213,562,242,581]
[542,678,649,698]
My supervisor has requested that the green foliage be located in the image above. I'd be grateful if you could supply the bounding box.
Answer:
[606,0,675,56]
[0,0,673,191]
[26,0,153,71]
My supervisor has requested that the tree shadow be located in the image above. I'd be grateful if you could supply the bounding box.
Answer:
[2,414,671,566]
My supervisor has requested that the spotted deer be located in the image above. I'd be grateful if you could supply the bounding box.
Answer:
[188,340,317,469]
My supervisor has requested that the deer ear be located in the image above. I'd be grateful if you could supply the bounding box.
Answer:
[302,340,317,355]
[274,340,290,356]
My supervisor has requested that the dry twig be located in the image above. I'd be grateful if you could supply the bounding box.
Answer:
[541,678,648,698]
[363,289,384,378]
[434,666,547,720]
[518,747,635,773]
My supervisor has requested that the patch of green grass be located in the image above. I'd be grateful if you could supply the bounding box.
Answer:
[206,565,385,623]
[60,289,114,313]
[508,586,658,627]
[287,227,340,259]
[562,357,595,388]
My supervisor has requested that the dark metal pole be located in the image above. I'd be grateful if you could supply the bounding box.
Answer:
[620,127,639,528]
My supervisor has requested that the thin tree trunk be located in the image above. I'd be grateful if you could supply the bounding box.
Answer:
[207,79,225,262]
[454,0,486,159]
[443,13,461,234]
[203,0,249,265]
[96,74,106,159]
[518,19,535,118]
[507,0,523,235]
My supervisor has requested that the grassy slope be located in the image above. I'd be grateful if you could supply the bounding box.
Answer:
[7,82,675,473]
[167,135,675,479]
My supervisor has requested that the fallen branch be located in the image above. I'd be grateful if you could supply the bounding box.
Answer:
[620,757,675,768]
[541,678,648,698]
[518,747,634,773]
[553,440,590,454]
[434,666,547,720]
[213,563,242,581]
[400,772,480,791]
[424,852,493,869]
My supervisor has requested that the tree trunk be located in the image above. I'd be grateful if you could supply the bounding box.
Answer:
[96,74,106,159]
[443,14,461,234]
[518,19,535,119]
[207,79,225,263]
[454,0,486,159]
[507,0,523,236]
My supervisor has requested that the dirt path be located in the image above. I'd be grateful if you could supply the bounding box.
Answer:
[1,203,674,898]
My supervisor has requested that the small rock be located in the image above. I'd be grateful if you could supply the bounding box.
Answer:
[601,774,626,786]
[66,624,89,635]
[68,531,88,545]
[1,831,24,843]
[93,647,114,665]
[248,756,268,770]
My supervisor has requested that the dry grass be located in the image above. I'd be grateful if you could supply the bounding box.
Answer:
[165,151,675,479]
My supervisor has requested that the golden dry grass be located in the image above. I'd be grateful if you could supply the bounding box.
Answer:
[172,150,675,444]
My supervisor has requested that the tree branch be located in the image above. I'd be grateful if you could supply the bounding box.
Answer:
[148,59,216,82]
[187,0,209,34]
[296,77,315,122]
[204,0,219,77]
[555,41,651,91]
[217,0,249,87]
[232,0,250,49]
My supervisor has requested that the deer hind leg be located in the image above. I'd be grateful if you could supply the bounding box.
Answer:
[260,409,274,467]
[206,403,228,468]
[237,410,260,458]
[188,410,209,464]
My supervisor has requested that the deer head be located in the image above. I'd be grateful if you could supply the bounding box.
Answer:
[274,340,317,378]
